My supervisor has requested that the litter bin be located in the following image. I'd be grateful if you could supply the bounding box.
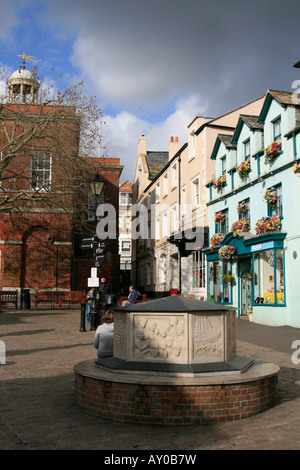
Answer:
[21,289,31,310]
[98,294,116,322]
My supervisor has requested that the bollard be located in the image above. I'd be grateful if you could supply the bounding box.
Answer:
[80,303,86,332]
[90,307,98,331]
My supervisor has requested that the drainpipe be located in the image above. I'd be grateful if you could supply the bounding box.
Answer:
[178,153,182,294]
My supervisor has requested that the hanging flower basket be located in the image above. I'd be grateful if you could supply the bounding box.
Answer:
[264,141,282,164]
[293,161,300,174]
[231,218,250,234]
[264,188,277,208]
[219,245,237,262]
[254,215,282,235]
[210,233,225,248]
[222,273,236,285]
[213,175,226,193]
[214,211,226,224]
[237,159,251,181]
[237,200,248,214]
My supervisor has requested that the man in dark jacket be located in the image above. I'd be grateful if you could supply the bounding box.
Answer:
[98,277,111,295]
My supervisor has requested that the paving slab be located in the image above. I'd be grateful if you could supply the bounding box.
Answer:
[1,307,300,450]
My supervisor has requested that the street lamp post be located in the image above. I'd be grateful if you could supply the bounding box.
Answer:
[89,172,105,331]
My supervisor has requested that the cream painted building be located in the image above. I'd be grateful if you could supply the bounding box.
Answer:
[132,95,265,297]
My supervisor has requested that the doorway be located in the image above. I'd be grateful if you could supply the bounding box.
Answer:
[239,258,252,317]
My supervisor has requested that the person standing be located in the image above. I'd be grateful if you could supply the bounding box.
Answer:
[98,277,111,295]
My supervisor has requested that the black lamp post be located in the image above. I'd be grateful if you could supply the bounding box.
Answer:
[89,172,105,330]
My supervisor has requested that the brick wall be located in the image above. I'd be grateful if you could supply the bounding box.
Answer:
[74,372,278,425]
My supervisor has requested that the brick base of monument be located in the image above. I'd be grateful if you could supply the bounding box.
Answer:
[74,360,279,425]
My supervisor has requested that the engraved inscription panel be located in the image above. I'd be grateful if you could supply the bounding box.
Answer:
[113,311,128,358]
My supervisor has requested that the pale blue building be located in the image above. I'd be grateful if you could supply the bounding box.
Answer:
[204,90,300,327]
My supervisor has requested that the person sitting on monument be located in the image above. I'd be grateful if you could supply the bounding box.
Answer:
[121,285,140,306]
[93,309,114,359]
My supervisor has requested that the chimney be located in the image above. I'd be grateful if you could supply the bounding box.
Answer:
[169,136,180,160]
[138,135,147,156]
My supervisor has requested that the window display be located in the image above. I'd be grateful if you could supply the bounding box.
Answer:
[253,249,285,305]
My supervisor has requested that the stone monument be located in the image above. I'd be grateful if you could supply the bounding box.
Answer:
[74,296,279,425]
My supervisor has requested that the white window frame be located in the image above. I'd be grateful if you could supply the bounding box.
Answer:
[156,181,160,203]
[30,152,52,191]
[171,203,179,234]
[163,173,168,197]
[171,163,177,189]
[191,175,200,208]
[162,210,168,238]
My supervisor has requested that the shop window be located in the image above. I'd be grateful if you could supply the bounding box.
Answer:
[253,248,285,305]
[192,250,206,289]
[223,262,233,304]
[209,260,222,302]
[209,260,233,303]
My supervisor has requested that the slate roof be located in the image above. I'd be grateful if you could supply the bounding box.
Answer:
[218,134,236,149]
[114,295,236,312]
[268,89,299,106]
[239,115,264,131]
[145,151,169,179]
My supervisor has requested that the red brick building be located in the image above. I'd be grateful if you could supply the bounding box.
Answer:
[0,58,122,299]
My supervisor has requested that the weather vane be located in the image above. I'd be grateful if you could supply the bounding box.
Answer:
[18,52,36,69]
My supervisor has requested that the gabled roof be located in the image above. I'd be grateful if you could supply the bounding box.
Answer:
[211,134,236,160]
[232,115,263,144]
[145,151,169,179]
[259,90,300,124]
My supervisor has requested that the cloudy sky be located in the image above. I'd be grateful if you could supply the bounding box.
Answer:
[0,0,299,183]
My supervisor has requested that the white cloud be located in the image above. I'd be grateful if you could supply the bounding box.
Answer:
[103,94,207,183]
[0,0,20,41]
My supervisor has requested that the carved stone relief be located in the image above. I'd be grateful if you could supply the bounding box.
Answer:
[191,315,223,362]
[133,315,186,362]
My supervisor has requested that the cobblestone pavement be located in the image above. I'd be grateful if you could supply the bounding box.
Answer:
[1,306,300,450]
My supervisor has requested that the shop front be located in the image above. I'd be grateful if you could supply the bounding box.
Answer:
[203,231,287,324]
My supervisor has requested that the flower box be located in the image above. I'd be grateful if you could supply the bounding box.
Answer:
[214,211,226,224]
[231,218,250,234]
[210,233,225,248]
[237,201,248,214]
[219,245,237,262]
[254,215,282,235]
[264,188,277,208]
[264,141,282,164]
[213,175,226,193]
[237,159,251,181]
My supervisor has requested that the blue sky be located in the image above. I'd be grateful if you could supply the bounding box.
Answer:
[1,0,300,183]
